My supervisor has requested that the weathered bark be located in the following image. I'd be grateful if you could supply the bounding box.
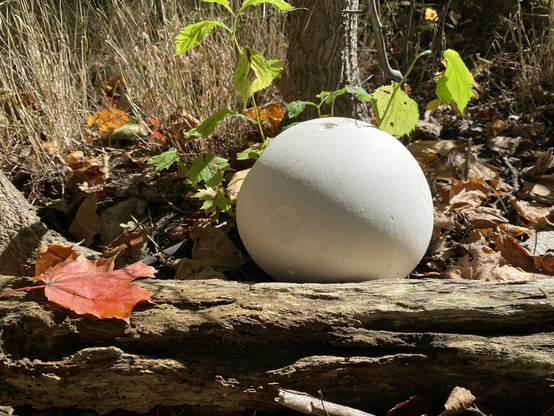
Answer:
[286,0,368,121]
[0,169,99,276]
[1,277,554,415]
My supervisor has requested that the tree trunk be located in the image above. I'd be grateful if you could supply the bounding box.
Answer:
[286,0,368,121]
[0,169,98,276]
[1,277,554,415]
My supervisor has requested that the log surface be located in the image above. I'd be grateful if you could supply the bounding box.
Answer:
[1,276,554,415]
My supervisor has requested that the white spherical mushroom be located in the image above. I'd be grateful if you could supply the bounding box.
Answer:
[236,117,433,283]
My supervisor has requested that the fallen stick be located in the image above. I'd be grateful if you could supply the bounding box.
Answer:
[276,388,377,416]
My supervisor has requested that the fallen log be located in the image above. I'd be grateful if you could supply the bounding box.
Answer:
[1,276,554,415]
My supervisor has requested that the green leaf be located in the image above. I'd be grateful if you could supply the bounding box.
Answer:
[201,0,234,15]
[194,188,217,212]
[103,122,148,140]
[175,20,231,55]
[435,75,452,106]
[233,48,283,106]
[317,87,347,104]
[316,85,372,105]
[194,187,235,215]
[267,59,284,81]
[285,100,310,118]
[436,49,473,114]
[239,0,294,14]
[345,85,372,102]
[236,147,263,160]
[149,149,181,172]
[185,109,241,138]
[373,83,419,137]
[188,154,232,187]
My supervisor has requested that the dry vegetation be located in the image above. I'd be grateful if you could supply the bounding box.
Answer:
[0,0,552,198]
[0,0,287,177]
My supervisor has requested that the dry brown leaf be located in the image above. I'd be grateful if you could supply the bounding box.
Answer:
[491,265,534,281]
[64,152,109,193]
[494,233,554,275]
[522,174,554,198]
[35,242,80,277]
[65,151,91,168]
[68,193,101,246]
[103,226,150,264]
[175,260,227,280]
[434,209,456,229]
[449,189,488,209]
[510,196,554,224]
[491,118,505,135]
[523,147,553,179]
[274,70,297,103]
[487,136,521,156]
[444,240,501,280]
[169,108,199,145]
[450,177,493,196]
[42,140,60,156]
[407,139,454,163]
[439,386,475,416]
[175,221,246,280]
[434,144,499,182]
[226,169,250,200]
[461,207,509,228]
[444,237,534,281]
[98,73,125,97]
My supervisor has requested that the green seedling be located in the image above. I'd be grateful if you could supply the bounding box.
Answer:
[373,49,474,137]
[149,150,236,216]
[285,84,372,119]
[175,0,294,145]
[285,49,474,138]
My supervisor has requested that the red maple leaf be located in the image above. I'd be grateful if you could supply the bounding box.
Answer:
[1,249,155,323]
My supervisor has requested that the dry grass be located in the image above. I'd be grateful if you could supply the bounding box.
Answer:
[0,0,287,175]
[0,0,552,179]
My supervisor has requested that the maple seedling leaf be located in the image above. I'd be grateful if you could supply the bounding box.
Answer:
[1,254,156,324]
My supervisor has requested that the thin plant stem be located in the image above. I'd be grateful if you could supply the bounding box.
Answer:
[377,50,431,129]
[250,94,266,143]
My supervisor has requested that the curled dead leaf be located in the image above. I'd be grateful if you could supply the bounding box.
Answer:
[487,136,521,156]
[407,139,454,163]
[494,233,554,275]
[510,195,554,225]
[434,144,499,182]
[175,221,246,280]
[461,207,509,229]
[226,169,250,200]
[444,239,501,280]
[68,193,101,246]
[35,242,81,277]
[439,386,475,416]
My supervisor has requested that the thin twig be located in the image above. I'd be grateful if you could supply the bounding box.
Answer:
[501,155,520,193]
[276,388,377,416]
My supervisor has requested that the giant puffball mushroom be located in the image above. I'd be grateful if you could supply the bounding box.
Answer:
[236,117,433,283]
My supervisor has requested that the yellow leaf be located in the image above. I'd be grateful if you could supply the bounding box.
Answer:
[425,8,437,21]
[87,108,129,133]
[426,98,442,111]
